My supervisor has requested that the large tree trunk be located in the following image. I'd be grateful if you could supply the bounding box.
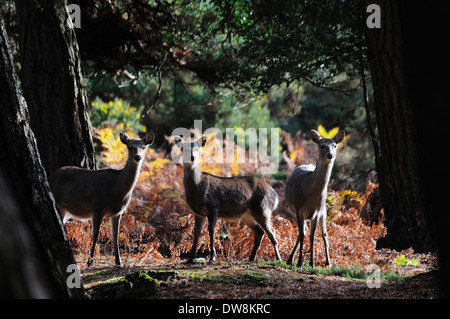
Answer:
[0,14,84,298]
[365,1,432,252]
[0,172,53,298]
[366,1,450,296]
[15,0,95,176]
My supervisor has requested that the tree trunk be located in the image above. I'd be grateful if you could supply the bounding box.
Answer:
[366,0,450,296]
[15,0,95,176]
[0,172,53,298]
[0,14,84,298]
[365,0,432,252]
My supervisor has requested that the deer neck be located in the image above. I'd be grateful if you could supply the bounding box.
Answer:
[312,158,334,196]
[184,161,202,185]
[118,159,142,197]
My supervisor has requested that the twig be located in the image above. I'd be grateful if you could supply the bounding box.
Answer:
[305,77,360,95]
[284,84,302,117]
[133,243,159,267]
[148,51,168,114]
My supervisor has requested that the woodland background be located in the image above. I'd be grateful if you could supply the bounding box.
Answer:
[0,0,449,298]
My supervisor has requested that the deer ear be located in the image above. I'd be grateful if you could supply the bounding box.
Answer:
[143,133,155,145]
[196,136,207,148]
[120,133,131,145]
[311,130,322,144]
[173,136,185,148]
[333,131,345,144]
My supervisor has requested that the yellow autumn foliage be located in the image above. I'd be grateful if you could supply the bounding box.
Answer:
[288,147,305,161]
[149,158,171,175]
[96,126,134,168]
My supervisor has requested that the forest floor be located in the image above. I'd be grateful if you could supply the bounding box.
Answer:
[78,253,440,299]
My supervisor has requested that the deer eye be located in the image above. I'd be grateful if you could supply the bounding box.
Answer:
[141,146,146,150]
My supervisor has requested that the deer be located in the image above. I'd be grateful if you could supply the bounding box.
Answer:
[285,129,345,267]
[49,132,155,267]
[173,135,282,264]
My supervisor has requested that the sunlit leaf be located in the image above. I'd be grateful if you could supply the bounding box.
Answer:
[317,125,340,138]
[328,127,340,138]
[317,124,328,137]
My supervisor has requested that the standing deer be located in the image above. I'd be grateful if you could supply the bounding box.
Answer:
[173,135,282,264]
[49,132,155,267]
[285,129,345,267]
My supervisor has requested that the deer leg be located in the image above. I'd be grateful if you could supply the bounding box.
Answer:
[287,236,300,265]
[87,213,102,267]
[309,217,318,267]
[295,217,307,267]
[319,211,332,266]
[287,209,301,265]
[207,208,218,264]
[288,211,306,267]
[110,213,123,267]
[245,219,264,262]
[187,215,206,263]
[252,209,282,261]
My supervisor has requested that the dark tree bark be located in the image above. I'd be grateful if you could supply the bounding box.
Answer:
[15,0,95,176]
[0,172,53,298]
[365,1,432,252]
[366,0,450,296]
[0,15,84,298]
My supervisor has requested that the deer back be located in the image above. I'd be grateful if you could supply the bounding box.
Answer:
[184,172,277,215]
[49,166,127,217]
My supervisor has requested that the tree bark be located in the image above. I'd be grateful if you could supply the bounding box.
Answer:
[15,0,95,176]
[366,0,450,296]
[365,0,432,252]
[0,172,53,298]
[0,14,84,298]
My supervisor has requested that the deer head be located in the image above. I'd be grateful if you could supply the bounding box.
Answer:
[120,132,155,163]
[311,129,345,163]
[173,136,207,163]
